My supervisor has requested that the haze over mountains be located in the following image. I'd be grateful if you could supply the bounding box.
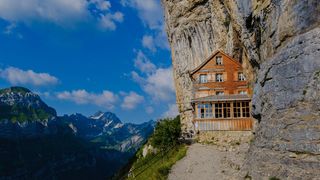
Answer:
[0,87,155,179]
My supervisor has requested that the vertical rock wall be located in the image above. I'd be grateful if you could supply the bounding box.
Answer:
[162,0,320,178]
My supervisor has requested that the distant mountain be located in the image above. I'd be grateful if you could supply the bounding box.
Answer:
[62,111,155,153]
[0,87,155,179]
[0,87,56,122]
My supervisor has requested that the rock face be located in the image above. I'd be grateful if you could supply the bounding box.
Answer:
[161,0,320,179]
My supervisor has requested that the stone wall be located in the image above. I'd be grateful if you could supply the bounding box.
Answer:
[162,0,320,178]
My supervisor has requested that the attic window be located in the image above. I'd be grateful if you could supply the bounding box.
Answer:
[216,56,223,65]
[238,72,246,81]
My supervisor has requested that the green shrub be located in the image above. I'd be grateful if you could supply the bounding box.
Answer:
[150,116,181,151]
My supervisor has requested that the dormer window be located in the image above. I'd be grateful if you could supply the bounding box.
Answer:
[199,74,207,83]
[238,72,246,81]
[216,56,223,65]
[239,90,247,95]
[216,73,223,82]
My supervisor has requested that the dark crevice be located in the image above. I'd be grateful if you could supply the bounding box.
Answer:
[245,13,253,31]
[252,113,262,123]
[250,58,261,69]
[260,66,273,87]
[187,0,209,12]
[188,36,192,49]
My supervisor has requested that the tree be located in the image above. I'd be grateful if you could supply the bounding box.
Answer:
[150,116,181,151]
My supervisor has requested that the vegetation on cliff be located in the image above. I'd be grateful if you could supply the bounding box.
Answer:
[123,116,187,180]
[0,87,56,122]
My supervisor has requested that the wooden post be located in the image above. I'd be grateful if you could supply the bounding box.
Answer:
[231,101,234,118]
[240,101,243,118]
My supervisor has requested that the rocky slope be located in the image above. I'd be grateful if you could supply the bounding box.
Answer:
[161,0,320,179]
[0,87,57,122]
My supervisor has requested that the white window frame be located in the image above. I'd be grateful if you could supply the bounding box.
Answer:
[239,90,247,95]
[216,56,223,65]
[199,74,207,83]
[216,73,223,82]
[216,91,224,95]
[238,72,246,81]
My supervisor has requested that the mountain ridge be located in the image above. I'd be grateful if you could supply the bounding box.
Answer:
[0,86,155,179]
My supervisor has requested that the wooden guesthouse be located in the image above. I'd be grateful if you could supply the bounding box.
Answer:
[190,50,253,131]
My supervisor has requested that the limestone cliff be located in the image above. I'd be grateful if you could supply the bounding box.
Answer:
[161,0,320,179]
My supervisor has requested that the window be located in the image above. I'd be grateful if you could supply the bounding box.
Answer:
[238,72,246,81]
[233,102,241,118]
[239,90,247,95]
[223,103,231,118]
[242,102,250,117]
[199,74,207,83]
[216,91,224,95]
[206,104,213,118]
[216,73,223,82]
[216,56,223,65]
[197,103,212,119]
[215,103,223,118]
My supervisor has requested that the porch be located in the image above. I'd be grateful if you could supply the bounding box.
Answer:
[192,94,253,131]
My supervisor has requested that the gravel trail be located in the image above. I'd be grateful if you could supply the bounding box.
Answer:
[168,142,250,180]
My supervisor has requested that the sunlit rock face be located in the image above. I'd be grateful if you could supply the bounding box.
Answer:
[162,0,320,178]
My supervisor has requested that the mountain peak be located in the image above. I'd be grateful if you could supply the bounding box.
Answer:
[0,86,32,95]
[90,111,122,124]
[0,86,57,122]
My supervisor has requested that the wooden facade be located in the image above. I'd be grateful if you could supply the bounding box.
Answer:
[190,50,253,131]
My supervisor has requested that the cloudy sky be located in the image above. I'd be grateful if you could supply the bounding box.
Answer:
[0,0,178,123]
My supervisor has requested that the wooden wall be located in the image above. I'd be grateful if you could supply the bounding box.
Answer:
[194,118,253,131]
[192,52,252,98]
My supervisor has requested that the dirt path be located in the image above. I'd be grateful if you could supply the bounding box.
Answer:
[168,134,251,180]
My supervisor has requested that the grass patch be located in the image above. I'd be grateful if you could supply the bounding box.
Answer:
[127,145,187,180]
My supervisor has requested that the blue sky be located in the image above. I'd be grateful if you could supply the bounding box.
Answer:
[0,0,178,124]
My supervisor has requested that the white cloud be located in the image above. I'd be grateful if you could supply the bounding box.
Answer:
[121,0,169,51]
[91,0,111,11]
[99,12,124,30]
[0,0,88,25]
[121,91,144,110]
[0,0,123,30]
[131,50,175,102]
[56,89,118,109]
[143,67,175,101]
[120,0,162,30]
[142,35,155,51]
[134,51,156,74]
[132,67,175,102]
[0,67,59,86]
[162,103,179,118]
[142,30,170,51]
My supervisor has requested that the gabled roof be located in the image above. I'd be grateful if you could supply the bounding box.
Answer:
[190,50,242,76]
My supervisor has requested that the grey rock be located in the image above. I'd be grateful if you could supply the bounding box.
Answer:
[162,0,320,179]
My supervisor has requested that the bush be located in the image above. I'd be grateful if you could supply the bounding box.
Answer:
[150,116,181,151]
